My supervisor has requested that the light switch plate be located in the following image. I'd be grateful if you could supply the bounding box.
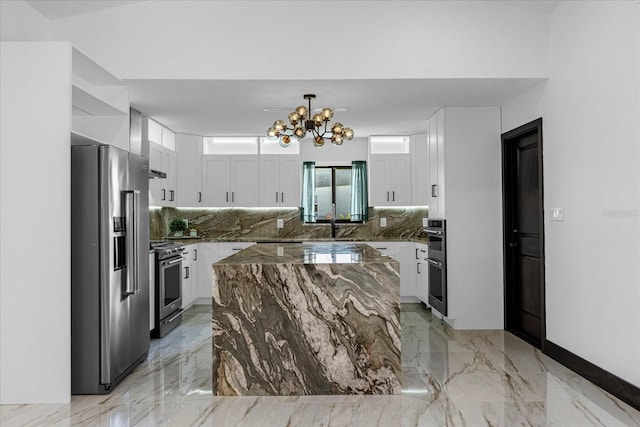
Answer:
[380,217,387,227]
[551,207,564,221]
[277,218,284,228]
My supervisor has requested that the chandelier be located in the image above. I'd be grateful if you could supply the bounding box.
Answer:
[266,94,354,148]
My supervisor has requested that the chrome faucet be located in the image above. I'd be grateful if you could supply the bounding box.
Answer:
[330,203,337,238]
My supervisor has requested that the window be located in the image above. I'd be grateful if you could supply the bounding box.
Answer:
[202,137,258,155]
[315,166,353,222]
[300,161,368,223]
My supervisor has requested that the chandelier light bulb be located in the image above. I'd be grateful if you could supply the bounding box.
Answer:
[332,136,344,145]
[312,114,324,127]
[314,135,324,147]
[294,125,305,138]
[343,127,354,140]
[288,112,300,125]
[267,127,278,140]
[320,108,333,121]
[281,135,291,145]
[295,105,308,118]
[273,120,286,131]
[331,122,343,135]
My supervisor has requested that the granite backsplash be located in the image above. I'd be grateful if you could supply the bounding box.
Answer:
[150,206,427,241]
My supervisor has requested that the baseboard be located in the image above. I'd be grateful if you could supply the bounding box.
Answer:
[544,339,640,411]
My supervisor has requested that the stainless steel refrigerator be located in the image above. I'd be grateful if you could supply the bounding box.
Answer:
[71,144,150,394]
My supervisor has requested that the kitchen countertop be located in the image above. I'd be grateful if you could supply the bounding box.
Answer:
[214,242,397,265]
[165,236,429,244]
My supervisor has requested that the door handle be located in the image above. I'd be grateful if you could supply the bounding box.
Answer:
[226,192,229,203]
[392,191,395,202]
[276,192,279,203]
[432,185,437,197]
[124,190,140,295]
[426,258,442,267]
[162,189,166,201]
[387,191,390,202]
[194,249,198,261]
[198,192,202,203]
[417,263,421,274]
[184,266,189,279]
[281,192,284,203]
[415,248,419,259]
[169,190,174,201]
[232,192,235,203]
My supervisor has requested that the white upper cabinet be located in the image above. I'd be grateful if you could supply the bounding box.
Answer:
[428,108,446,218]
[176,134,202,207]
[201,155,259,207]
[411,133,429,206]
[145,117,177,207]
[369,154,412,206]
[259,155,301,207]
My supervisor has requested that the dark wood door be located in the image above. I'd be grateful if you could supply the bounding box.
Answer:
[502,118,545,348]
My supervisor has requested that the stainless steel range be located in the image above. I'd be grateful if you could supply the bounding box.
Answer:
[150,241,185,337]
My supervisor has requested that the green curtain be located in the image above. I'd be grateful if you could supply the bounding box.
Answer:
[300,161,316,222]
[350,161,368,222]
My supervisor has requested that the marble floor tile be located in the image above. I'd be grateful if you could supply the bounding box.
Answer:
[1,304,638,427]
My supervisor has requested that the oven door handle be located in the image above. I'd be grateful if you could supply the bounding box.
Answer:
[424,229,443,236]
[426,258,443,267]
[124,190,140,295]
[163,308,185,324]
[164,257,185,266]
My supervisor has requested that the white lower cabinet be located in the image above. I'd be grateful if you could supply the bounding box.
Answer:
[197,243,219,301]
[366,242,418,302]
[415,243,429,304]
[181,244,199,309]
[193,242,256,302]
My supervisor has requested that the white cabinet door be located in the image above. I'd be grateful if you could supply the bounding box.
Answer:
[182,246,194,308]
[278,156,301,208]
[197,243,219,299]
[162,127,176,151]
[428,108,446,218]
[149,142,164,206]
[369,155,412,206]
[369,156,390,206]
[415,243,429,303]
[230,155,259,207]
[176,134,202,207]
[202,156,231,206]
[396,242,416,299]
[147,119,163,145]
[388,154,412,205]
[165,151,177,207]
[259,155,280,206]
[411,133,429,206]
[260,155,301,207]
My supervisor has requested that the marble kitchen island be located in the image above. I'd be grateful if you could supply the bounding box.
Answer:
[211,242,401,396]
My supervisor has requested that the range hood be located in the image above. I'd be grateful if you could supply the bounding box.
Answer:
[149,169,167,179]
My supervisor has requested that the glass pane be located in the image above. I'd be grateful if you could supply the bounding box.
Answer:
[315,168,333,220]
[335,169,351,220]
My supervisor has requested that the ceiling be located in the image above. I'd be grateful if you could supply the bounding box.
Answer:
[25,0,561,20]
[23,0,552,137]
[126,78,545,137]
[24,0,147,19]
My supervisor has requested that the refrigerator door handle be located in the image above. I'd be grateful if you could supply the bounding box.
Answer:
[124,190,140,295]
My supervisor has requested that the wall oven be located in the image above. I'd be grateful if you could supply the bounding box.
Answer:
[424,219,447,316]
[151,241,185,338]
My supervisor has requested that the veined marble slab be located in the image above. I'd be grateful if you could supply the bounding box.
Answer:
[212,243,401,396]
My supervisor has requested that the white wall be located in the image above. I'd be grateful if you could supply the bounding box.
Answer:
[0,42,72,403]
[0,0,52,41]
[502,1,640,387]
[444,107,503,330]
[51,0,549,80]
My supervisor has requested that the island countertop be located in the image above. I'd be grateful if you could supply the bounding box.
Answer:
[211,242,401,396]
[213,242,395,265]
